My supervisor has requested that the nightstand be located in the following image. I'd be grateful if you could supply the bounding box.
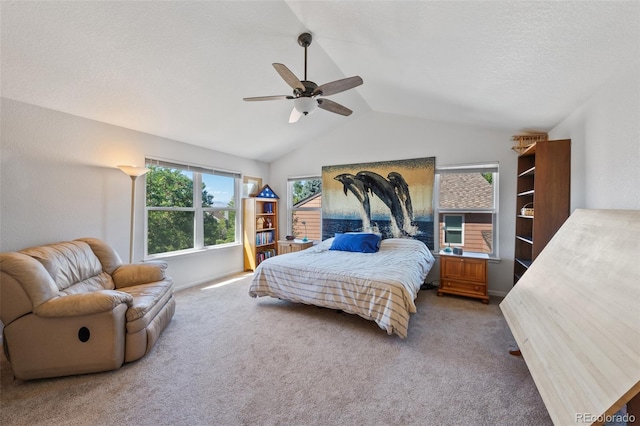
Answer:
[277,240,313,255]
[438,251,489,304]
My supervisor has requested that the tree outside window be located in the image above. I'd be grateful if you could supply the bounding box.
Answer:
[145,162,238,256]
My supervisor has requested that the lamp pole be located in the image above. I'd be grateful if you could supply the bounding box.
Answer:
[118,165,149,263]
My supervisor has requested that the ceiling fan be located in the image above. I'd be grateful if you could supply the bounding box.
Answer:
[243,32,363,123]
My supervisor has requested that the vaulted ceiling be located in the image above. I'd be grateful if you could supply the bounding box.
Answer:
[2,1,638,162]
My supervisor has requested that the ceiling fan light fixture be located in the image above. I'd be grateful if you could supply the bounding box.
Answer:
[243,32,362,122]
[293,97,317,115]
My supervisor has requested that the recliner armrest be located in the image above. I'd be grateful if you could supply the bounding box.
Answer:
[34,290,133,317]
[111,262,167,289]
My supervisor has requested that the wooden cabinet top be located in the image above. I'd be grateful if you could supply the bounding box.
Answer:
[439,251,489,260]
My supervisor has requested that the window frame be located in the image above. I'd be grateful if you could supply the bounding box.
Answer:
[144,158,241,258]
[287,176,322,242]
[435,163,499,257]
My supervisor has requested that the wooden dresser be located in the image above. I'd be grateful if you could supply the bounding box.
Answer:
[438,252,489,304]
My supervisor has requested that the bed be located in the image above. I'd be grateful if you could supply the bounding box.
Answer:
[248,236,435,338]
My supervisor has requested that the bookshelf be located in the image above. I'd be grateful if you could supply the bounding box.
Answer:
[243,197,279,271]
[513,139,571,284]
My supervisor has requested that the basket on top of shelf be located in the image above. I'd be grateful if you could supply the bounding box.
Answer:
[511,133,548,154]
[521,203,534,217]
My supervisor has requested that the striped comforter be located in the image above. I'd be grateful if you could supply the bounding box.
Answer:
[249,238,435,338]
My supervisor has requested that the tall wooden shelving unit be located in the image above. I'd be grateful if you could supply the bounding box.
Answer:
[243,197,279,271]
[513,139,571,284]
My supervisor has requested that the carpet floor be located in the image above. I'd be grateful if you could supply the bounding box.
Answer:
[1,272,552,425]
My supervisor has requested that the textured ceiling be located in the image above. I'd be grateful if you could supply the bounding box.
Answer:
[2,1,638,162]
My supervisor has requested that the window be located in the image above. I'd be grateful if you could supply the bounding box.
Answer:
[288,177,322,241]
[436,163,498,256]
[443,214,464,245]
[145,159,240,256]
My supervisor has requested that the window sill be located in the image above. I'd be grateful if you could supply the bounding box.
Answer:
[144,242,242,261]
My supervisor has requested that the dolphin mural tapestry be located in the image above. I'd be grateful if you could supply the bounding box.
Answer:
[322,157,435,249]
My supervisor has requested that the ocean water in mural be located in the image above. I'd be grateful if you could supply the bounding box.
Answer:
[322,157,436,250]
[323,218,434,248]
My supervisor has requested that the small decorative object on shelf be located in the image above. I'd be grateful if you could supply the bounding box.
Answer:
[521,203,534,217]
[511,133,548,154]
[254,184,279,199]
[302,221,308,242]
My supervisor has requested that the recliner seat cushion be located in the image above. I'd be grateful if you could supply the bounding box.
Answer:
[119,281,173,333]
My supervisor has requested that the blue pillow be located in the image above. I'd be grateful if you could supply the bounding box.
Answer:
[329,233,382,253]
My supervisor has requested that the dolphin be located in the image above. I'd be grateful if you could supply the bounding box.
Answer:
[354,171,408,237]
[387,172,417,234]
[334,173,371,230]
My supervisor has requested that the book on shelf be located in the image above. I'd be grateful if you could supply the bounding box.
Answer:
[256,248,277,264]
[256,230,274,246]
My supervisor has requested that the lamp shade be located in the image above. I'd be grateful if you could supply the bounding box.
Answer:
[293,97,317,115]
[118,165,149,177]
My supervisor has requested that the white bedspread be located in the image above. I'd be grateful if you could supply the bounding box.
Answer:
[248,237,435,338]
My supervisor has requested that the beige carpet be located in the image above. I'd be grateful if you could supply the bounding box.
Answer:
[1,273,552,425]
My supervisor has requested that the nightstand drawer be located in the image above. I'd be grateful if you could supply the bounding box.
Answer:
[440,279,486,297]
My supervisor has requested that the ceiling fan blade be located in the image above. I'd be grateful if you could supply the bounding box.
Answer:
[317,99,353,116]
[243,95,294,102]
[273,63,305,92]
[289,107,303,123]
[313,76,363,96]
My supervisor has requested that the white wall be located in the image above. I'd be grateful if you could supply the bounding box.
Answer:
[269,112,518,296]
[549,62,640,210]
[270,61,640,297]
[4,59,636,294]
[0,98,269,289]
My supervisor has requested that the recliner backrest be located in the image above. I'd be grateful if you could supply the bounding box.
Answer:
[75,237,124,275]
[0,252,59,324]
[19,241,115,295]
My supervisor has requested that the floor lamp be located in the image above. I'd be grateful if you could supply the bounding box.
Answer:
[118,165,149,263]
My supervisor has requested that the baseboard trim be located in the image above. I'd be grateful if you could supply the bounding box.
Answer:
[488,289,508,298]
[173,269,247,291]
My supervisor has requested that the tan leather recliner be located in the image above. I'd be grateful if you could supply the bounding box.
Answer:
[0,237,175,380]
